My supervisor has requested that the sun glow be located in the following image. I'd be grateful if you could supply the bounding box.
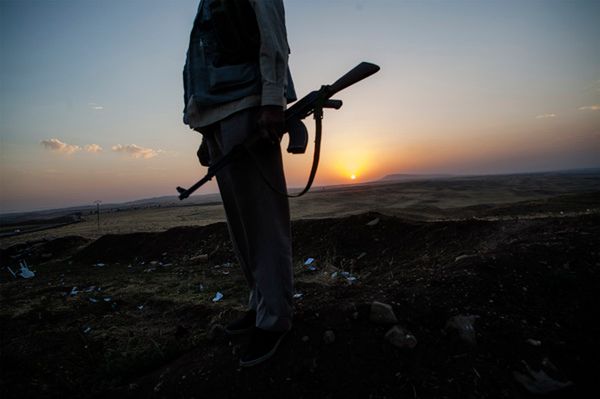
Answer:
[350,174,356,180]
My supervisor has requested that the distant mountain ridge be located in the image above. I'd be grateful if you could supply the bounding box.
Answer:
[379,173,454,182]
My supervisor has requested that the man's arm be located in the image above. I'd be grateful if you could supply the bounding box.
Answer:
[249,0,290,143]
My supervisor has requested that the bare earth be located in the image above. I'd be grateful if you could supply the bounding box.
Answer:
[1,171,599,398]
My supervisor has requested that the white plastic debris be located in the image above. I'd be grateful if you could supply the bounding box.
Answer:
[212,292,224,302]
[89,298,98,303]
[94,263,106,267]
[70,287,79,296]
[7,266,17,278]
[83,326,92,334]
[293,293,303,299]
[304,258,317,271]
[137,305,144,310]
[103,297,112,302]
[526,338,542,347]
[366,218,380,226]
[18,261,35,279]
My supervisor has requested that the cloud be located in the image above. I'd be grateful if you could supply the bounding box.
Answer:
[40,138,81,154]
[84,144,103,153]
[535,113,556,119]
[88,102,104,110]
[111,144,161,159]
[578,104,600,111]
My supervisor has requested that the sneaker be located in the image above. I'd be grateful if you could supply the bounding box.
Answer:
[239,327,288,367]
[225,310,256,335]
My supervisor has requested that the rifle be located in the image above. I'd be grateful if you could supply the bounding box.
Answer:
[177,61,380,200]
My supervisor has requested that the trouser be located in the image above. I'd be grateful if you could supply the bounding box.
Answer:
[202,107,293,332]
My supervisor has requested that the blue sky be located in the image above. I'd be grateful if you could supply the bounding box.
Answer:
[1,0,599,212]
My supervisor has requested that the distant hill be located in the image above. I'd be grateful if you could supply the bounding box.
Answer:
[379,173,453,182]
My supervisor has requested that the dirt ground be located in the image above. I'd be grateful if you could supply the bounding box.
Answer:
[1,191,599,398]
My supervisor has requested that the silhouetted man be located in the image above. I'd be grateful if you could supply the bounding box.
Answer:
[183,0,296,367]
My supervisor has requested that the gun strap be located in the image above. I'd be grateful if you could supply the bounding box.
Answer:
[247,106,323,198]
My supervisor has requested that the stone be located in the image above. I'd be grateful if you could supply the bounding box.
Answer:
[369,301,398,324]
[207,324,225,340]
[323,330,335,344]
[385,325,417,349]
[445,314,479,346]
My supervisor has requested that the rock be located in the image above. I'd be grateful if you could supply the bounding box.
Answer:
[207,324,225,340]
[526,338,542,347]
[513,361,573,394]
[455,254,477,262]
[190,254,208,262]
[385,326,417,349]
[369,301,398,324]
[445,314,479,346]
[323,330,335,344]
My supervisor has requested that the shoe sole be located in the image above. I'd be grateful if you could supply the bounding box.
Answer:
[238,330,288,368]
[224,326,254,336]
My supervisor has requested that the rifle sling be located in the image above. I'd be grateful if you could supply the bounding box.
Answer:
[247,106,323,198]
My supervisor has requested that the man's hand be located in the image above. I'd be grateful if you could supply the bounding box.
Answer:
[257,105,284,145]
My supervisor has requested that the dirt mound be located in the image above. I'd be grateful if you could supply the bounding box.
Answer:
[0,235,89,266]
[73,223,230,263]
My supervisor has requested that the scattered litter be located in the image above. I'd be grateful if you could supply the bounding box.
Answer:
[212,292,224,302]
[149,261,159,266]
[197,284,205,292]
[221,270,230,275]
[83,326,92,334]
[143,268,155,273]
[293,292,303,299]
[513,360,573,394]
[445,314,479,346]
[94,263,106,267]
[385,325,418,349]
[19,261,35,279]
[304,258,317,271]
[331,271,359,284]
[7,266,16,278]
[161,263,172,267]
[137,305,144,310]
[89,298,98,303]
[526,338,542,347]
[70,287,79,296]
[84,286,96,292]
[103,297,112,302]
[366,217,380,226]
[357,252,367,260]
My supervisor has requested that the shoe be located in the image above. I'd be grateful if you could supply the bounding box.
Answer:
[225,310,256,335]
[239,327,288,367]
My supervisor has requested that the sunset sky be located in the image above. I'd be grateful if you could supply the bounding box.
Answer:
[1,0,599,213]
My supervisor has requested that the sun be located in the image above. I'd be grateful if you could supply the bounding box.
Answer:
[350,174,357,180]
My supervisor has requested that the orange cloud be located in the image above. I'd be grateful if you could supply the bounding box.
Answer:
[111,144,161,159]
[40,138,81,154]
